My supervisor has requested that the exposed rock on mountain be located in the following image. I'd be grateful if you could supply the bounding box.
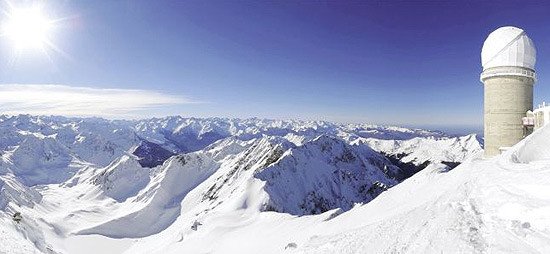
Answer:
[0,115,483,254]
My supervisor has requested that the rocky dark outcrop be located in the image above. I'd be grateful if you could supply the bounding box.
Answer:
[132,140,175,168]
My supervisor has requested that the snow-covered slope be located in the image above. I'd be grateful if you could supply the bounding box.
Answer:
[126,123,550,254]
[0,115,486,254]
[256,135,398,215]
[354,134,483,180]
[0,174,42,211]
[293,127,550,253]
[92,155,151,202]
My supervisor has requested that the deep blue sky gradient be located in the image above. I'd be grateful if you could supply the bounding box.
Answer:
[1,0,550,133]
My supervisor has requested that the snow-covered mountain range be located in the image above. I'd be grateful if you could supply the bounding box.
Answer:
[0,115,492,253]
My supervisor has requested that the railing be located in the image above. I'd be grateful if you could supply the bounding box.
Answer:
[480,67,536,82]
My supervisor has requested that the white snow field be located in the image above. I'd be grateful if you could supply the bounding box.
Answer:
[124,126,550,254]
[5,115,548,253]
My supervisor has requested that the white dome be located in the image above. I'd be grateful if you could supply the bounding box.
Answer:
[481,26,536,71]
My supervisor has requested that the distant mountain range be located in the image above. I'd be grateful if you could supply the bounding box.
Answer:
[0,115,483,253]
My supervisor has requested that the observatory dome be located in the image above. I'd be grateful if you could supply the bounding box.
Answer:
[481,26,536,71]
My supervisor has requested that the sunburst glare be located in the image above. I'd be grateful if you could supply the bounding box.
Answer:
[2,6,52,50]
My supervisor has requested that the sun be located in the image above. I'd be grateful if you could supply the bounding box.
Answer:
[2,6,53,50]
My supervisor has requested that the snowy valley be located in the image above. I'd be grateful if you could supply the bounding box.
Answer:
[4,114,546,254]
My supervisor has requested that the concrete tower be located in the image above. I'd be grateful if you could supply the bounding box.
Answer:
[481,26,537,157]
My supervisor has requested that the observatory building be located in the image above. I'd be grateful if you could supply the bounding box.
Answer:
[480,26,536,157]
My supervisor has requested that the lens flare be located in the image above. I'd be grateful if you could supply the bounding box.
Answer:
[2,6,52,50]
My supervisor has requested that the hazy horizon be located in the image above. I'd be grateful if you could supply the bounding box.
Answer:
[1,1,548,129]
[0,112,483,137]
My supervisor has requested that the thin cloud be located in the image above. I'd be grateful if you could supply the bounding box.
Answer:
[0,84,198,118]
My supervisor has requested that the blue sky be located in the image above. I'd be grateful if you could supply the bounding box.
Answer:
[0,1,549,132]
